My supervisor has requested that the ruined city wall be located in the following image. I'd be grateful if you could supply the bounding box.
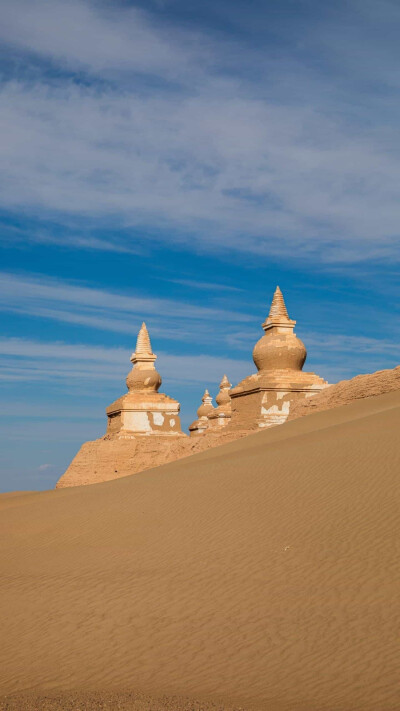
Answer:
[288,365,400,421]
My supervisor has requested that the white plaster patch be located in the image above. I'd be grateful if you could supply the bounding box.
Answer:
[261,401,290,416]
[153,412,164,426]
[276,391,288,400]
[170,418,176,427]
[124,411,151,432]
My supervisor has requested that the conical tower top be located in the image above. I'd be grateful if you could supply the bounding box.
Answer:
[135,322,152,355]
[131,322,157,364]
[262,286,295,332]
[268,286,289,319]
[215,374,232,408]
[202,389,213,406]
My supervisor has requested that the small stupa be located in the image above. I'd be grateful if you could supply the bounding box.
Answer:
[229,287,328,429]
[207,375,232,429]
[188,389,214,437]
[106,322,183,437]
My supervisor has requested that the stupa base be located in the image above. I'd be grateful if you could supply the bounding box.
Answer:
[230,379,328,430]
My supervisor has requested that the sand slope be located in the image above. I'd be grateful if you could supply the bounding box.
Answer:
[1,390,400,710]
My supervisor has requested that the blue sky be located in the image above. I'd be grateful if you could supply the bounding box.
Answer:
[0,0,399,492]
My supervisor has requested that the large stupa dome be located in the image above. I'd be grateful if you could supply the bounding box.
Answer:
[252,286,307,372]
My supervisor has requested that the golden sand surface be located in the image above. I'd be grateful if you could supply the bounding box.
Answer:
[1,390,400,710]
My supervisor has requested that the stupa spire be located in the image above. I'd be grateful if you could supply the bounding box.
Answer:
[262,286,295,332]
[135,322,153,356]
[268,286,289,319]
[131,322,157,365]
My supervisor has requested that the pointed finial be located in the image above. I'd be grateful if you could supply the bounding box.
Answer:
[262,286,295,332]
[135,322,153,356]
[220,374,231,388]
[202,389,213,405]
[268,286,289,319]
[131,322,157,365]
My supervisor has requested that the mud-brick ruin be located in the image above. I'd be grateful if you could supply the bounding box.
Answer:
[56,287,329,488]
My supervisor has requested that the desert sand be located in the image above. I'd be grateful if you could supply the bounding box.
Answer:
[1,389,400,710]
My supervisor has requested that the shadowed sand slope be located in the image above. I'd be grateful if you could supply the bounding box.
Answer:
[1,391,400,710]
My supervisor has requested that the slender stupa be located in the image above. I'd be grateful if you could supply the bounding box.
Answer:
[188,389,215,437]
[229,287,328,429]
[208,375,232,429]
[56,323,186,488]
[105,322,183,437]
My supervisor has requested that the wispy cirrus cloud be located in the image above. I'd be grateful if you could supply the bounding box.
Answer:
[0,0,399,262]
[166,279,243,292]
[0,337,250,386]
[0,272,398,389]
[0,222,142,254]
[0,272,252,341]
[304,333,400,357]
[1,330,397,398]
[0,0,210,79]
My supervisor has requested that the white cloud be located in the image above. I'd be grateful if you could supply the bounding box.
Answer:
[0,1,399,261]
[0,272,252,334]
[304,333,400,357]
[1,329,397,395]
[0,0,205,79]
[167,279,243,292]
[0,337,251,386]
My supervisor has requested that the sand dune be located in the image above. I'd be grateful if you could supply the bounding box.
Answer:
[1,390,400,710]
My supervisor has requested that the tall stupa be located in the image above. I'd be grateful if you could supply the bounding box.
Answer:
[229,286,328,428]
[56,323,186,488]
[106,322,183,437]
